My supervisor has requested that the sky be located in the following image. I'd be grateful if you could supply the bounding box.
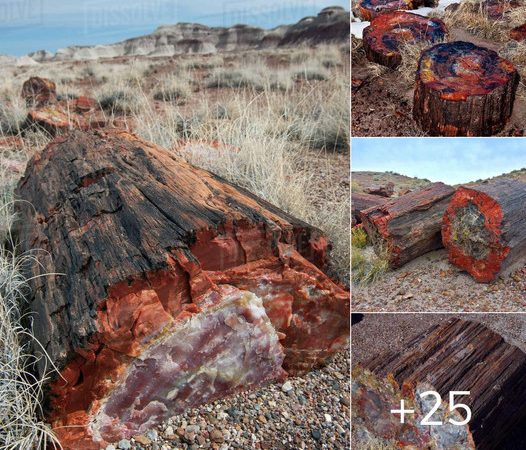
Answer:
[0,0,347,56]
[352,138,526,185]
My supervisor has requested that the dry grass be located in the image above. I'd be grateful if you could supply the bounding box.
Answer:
[396,39,447,87]
[153,75,192,103]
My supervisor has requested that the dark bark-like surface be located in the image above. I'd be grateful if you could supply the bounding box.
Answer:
[356,0,436,21]
[351,192,388,226]
[413,41,520,136]
[511,23,526,42]
[362,12,447,69]
[442,178,526,282]
[15,129,349,448]
[365,318,526,450]
[359,182,455,268]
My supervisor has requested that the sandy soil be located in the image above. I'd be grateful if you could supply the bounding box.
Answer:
[351,27,526,137]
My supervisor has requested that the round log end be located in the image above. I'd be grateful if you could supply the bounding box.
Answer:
[442,186,509,282]
[363,12,447,69]
[414,41,520,136]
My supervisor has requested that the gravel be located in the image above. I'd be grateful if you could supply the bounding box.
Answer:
[106,351,349,450]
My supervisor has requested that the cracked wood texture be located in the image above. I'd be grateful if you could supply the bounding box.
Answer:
[359,182,455,268]
[363,12,447,69]
[365,318,526,450]
[413,41,520,136]
[351,192,388,226]
[15,129,349,449]
[442,178,526,282]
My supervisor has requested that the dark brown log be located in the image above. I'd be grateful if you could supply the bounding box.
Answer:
[15,129,349,449]
[413,41,520,136]
[365,318,526,450]
[351,191,388,226]
[511,23,526,42]
[442,178,526,282]
[356,0,436,21]
[352,365,475,449]
[359,182,455,268]
[362,12,447,69]
[484,0,522,20]
[21,76,57,107]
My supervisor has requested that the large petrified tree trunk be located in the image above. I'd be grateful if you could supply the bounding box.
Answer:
[363,11,447,69]
[359,182,455,268]
[442,178,526,282]
[15,130,349,449]
[365,318,526,450]
[413,41,520,136]
[351,192,388,226]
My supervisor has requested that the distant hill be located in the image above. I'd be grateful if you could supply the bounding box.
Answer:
[12,6,349,65]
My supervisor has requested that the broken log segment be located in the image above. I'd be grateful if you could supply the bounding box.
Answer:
[352,365,475,449]
[413,41,520,136]
[442,178,526,282]
[365,318,526,450]
[351,191,388,226]
[359,182,455,268]
[356,0,435,21]
[21,76,57,107]
[15,129,349,449]
[363,12,447,69]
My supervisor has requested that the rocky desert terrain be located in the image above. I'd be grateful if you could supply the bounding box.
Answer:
[0,7,350,450]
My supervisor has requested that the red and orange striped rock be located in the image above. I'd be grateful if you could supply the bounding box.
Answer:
[413,41,520,136]
[442,178,526,282]
[363,12,447,68]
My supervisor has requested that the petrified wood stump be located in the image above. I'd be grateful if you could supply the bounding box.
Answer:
[15,130,349,449]
[442,178,526,282]
[363,12,447,69]
[359,182,455,268]
[511,23,526,41]
[366,318,526,450]
[413,41,520,136]
[21,76,57,107]
[352,365,475,449]
[357,0,436,21]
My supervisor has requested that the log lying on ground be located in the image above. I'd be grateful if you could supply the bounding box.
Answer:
[352,365,475,449]
[365,318,526,450]
[356,0,436,21]
[442,178,526,282]
[413,41,520,136]
[363,12,447,68]
[359,182,455,268]
[484,0,522,19]
[352,192,388,226]
[15,130,349,449]
[511,23,526,41]
[363,181,394,197]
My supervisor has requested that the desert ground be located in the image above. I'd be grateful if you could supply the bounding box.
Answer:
[0,35,350,450]
[351,1,526,136]
[352,169,526,312]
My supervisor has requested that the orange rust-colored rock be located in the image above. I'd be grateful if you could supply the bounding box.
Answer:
[360,182,455,268]
[511,23,526,42]
[413,41,520,136]
[21,76,57,107]
[362,12,447,69]
[442,178,526,282]
[15,129,349,449]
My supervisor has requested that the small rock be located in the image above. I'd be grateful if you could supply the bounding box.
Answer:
[281,381,293,393]
[210,428,224,443]
[164,425,174,436]
[258,414,267,424]
[146,430,158,441]
[118,440,131,450]
[311,429,322,441]
[186,424,200,433]
[134,435,151,445]
[106,446,116,450]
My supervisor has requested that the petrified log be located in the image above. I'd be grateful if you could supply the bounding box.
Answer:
[352,365,475,449]
[483,0,522,20]
[352,192,388,226]
[363,12,447,69]
[357,0,436,21]
[366,318,526,450]
[511,23,526,41]
[21,76,57,107]
[442,178,526,282]
[413,41,520,136]
[363,181,394,197]
[15,129,349,449]
[359,182,455,268]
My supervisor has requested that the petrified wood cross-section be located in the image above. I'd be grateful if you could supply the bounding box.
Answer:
[365,318,526,450]
[442,178,526,282]
[356,0,436,21]
[359,182,455,268]
[413,41,520,136]
[15,129,349,449]
[363,11,447,69]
